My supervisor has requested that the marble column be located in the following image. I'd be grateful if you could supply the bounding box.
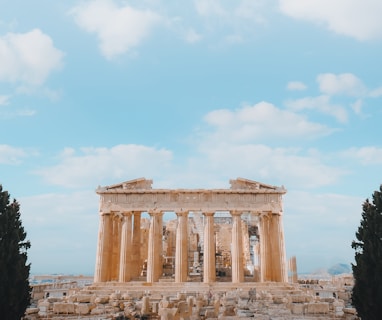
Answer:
[203,212,216,283]
[269,212,288,282]
[94,211,113,282]
[259,212,288,282]
[119,212,133,282]
[175,211,188,283]
[111,214,122,281]
[259,213,270,282]
[147,211,163,282]
[231,211,244,283]
[131,211,141,278]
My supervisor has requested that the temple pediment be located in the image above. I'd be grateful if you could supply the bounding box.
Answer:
[229,178,284,191]
[98,178,153,191]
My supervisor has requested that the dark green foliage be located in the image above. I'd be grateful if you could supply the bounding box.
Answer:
[0,185,31,320]
[352,185,382,320]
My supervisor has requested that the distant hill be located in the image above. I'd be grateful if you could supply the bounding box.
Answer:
[327,263,351,275]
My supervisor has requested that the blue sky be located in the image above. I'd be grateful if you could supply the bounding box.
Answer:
[1,0,382,275]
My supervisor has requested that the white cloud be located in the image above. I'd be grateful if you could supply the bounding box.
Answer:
[188,103,344,189]
[193,143,343,189]
[287,81,307,91]
[0,144,28,164]
[184,28,202,43]
[279,0,382,40]
[317,73,366,97]
[369,86,382,98]
[203,101,334,143]
[285,95,348,123]
[0,29,64,86]
[193,0,268,43]
[195,0,227,17]
[351,99,363,115]
[342,146,382,165]
[0,95,10,105]
[36,144,173,188]
[70,0,163,59]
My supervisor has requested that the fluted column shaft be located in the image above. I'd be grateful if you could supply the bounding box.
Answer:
[270,213,288,282]
[111,215,122,281]
[131,211,141,278]
[259,212,288,282]
[259,213,270,282]
[94,212,112,282]
[203,212,216,283]
[231,211,244,283]
[147,211,163,282]
[175,211,188,283]
[119,212,133,282]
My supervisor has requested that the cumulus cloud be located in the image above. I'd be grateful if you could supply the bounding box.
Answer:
[70,0,163,59]
[342,146,382,165]
[0,144,28,164]
[317,73,366,97]
[0,29,64,86]
[188,102,344,189]
[193,0,268,42]
[203,101,333,143]
[285,95,348,123]
[287,81,307,91]
[279,0,382,40]
[35,144,173,188]
[193,143,343,189]
[195,0,226,17]
[369,86,382,98]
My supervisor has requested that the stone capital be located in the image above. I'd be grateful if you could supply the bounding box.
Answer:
[230,210,242,217]
[122,211,133,217]
[99,210,111,216]
[203,211,215,217]
[175,211,188,218]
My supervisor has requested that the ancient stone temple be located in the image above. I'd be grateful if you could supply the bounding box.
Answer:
[94,178,288,284]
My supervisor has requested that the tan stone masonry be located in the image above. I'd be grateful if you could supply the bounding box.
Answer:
[94,177,288,283]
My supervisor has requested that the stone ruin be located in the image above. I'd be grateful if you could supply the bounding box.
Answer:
[24,178,360,319]
[25,278,358,319]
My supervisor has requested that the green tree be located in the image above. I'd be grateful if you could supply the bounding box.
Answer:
[352,185,382,320]
[0,185,31,320]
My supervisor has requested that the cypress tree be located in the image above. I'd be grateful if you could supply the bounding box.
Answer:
[351,185,382,319]
[0,184,31,320]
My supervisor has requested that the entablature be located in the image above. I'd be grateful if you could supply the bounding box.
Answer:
[97,178,286,214]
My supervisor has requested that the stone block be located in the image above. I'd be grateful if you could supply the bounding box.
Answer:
[306,302,329,314]
[290,295,307,303]
[237,297,249,309]
[53,302,75,314]
[76,294,92,303]
[94,295,109,304]
[273,295,287,304]
[290,303,304,314]
[25,307,39,315]
[204,307,217,318]
[343,307,357,315]
[37,300,50,310]
[110,292,121,300]
[76,303,90,315]
[222,305,236,316]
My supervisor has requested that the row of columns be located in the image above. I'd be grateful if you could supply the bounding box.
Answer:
[94,210,287,283]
